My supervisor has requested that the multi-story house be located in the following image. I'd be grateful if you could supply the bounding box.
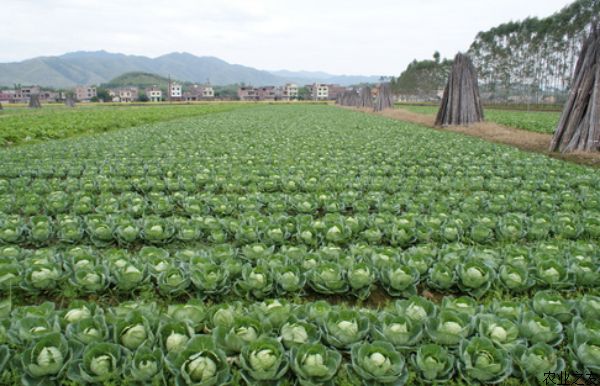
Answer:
[21,86,41,100]
[256,86,277,101]
[0,87,61,103]
[237,87,259,101]
[309,83,329,100]
[306,83,345,101]
[184,84,215,101]
[169,83,182,101]
[145,87,162,102]
[7,86,42,103]
[201,83,214,98]
[282,84,299,100]
[74,86,97,102]
[121,88,138,102]
[109,87,138,103]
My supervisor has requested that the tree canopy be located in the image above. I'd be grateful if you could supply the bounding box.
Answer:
[391,53,452,100]
[468,0,600,103]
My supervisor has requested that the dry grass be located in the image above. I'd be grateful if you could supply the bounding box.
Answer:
[346,107,600,168]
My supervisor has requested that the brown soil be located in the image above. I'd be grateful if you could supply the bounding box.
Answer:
[348,107,600,168]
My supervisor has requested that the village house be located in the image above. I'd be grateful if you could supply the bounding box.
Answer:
[74,86,97,102]
[183,84,215,101]
[307,84,346,101]
[238,83,343,102]
[237,87,259,101]
[39,91,61,102]
[309,83,329,100]
[109,87,138,103]
[282,83,299,100]
[145,87,162,102]
[20,86,41,100]
[169,83,182,101]
[0,87,64,103]
[1,86,63,103]
[0,90,16,103]
[256,86,278,101]
[201,84,214,98]
[6,86,40,103]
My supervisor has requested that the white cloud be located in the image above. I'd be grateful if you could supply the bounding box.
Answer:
[0,0,575,75]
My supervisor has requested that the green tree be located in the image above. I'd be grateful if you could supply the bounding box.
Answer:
[214,84,239,99]
[137,92,149,102]
[297,86,311,101]
[392,53,452,100]
[96,88,111,102]
[468,0,600,103]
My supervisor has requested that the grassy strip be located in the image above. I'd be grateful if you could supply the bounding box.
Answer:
[396,102,563,112]
[396,104,560,134]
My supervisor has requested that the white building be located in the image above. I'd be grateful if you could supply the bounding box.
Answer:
[312,84,329,100]
[202,85,214,98]
[146,87,162,102]
[169,83,182,100]
[284,83,298,100]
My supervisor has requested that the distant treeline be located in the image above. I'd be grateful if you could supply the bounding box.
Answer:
[469,0,599,103]
[392,0,600,104]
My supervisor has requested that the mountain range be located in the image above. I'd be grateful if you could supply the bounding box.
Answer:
[0,51,381,88]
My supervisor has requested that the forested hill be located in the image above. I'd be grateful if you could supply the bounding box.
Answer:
[468,0,600,103]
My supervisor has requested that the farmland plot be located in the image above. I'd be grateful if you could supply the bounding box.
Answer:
[0,103,245,146]
[0,104,598,385]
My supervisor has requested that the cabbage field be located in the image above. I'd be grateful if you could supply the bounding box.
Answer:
[0,103,245,146]
[0,104,599,385]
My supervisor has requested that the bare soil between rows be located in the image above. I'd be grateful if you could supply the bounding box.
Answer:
[348,107,600,168]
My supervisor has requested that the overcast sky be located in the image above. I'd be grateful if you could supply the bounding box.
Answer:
[1,0,574,76]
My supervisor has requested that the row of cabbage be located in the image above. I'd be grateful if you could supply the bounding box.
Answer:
[1,187,599,218]
[1,210,599,249]
[0,241,597,299]
[0,294,598,385]
[0,144,591,179]
[0,168,597,196]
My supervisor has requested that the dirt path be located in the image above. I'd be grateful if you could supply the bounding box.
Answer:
[349,107,600,168]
